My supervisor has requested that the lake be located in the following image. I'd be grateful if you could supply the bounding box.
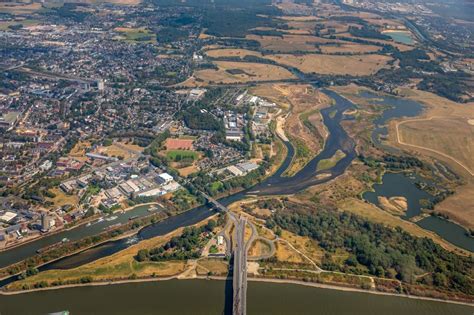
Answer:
[384,31,415,45]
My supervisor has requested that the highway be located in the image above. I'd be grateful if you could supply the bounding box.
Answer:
[199,191,248,315]
[233,216,247,315]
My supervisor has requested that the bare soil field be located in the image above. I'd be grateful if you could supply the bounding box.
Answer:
[183,61,295,86]
[266,54,392,76]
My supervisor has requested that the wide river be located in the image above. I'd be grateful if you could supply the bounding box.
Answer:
[0,89,472,311]
[1,280,472,315]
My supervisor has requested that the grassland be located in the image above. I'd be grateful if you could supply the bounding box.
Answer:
[397,117,474,175]
[266,54,392,76]
[249,239,272,257]
[184,61,295,86]
[68,140,92,162]
[0,19,39,30]
[316,150,346,171]
[114,27,156,44]
[386,89,474,231]
[6,226,193,291]
[46,187,79,209]
[98,143,141,160]
[165,150,198,161]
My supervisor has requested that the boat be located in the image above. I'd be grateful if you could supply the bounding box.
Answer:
[106,215,118,222]
[97,217,104,223]
[129,215,139,220]
[61,238,69,243]
[86,222,91,227]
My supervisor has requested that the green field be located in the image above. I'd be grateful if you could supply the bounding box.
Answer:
[317,150,346,171]
[166,150,198,162]
[116,28,156,44]
[0,19,39,30]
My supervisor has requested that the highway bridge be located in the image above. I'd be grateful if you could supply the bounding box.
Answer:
[199,191,248,315]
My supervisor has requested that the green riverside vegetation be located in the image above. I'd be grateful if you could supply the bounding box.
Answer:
[265,203,473,296]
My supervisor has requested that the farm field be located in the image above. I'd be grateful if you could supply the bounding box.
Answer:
[246,34,335,52]
[0,2,42,14]
[397,117,474,175]
[205,48,263,59]
[266,54,392,75]
[319,43,381,54]
[185,61,296,86]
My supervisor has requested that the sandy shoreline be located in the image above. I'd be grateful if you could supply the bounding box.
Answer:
[1,275,473,307]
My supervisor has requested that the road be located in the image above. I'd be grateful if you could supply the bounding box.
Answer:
[199,191,248,315]
[233,216,247,315]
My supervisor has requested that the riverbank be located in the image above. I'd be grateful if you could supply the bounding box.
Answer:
[1,274,472,308]
[0,202,159,254]
[0,203,165,281]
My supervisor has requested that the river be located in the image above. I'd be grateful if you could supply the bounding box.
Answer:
[0,88,358,277]
[0,280,472,315]
[0,204,161,268]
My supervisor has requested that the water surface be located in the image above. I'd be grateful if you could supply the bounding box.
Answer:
[0,280,472,315]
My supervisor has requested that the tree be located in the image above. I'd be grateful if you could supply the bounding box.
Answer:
[136,249,149,262]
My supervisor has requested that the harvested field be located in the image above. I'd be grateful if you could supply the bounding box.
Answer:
[436,182,474,231]
[266,54,392,75]
[246,34,335,52]
[335,33,414,51]
[0,2,41,14]
[205,48,262,59]
[319,43,381,54]
[185,61,295,86]
[397,117,474,175]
